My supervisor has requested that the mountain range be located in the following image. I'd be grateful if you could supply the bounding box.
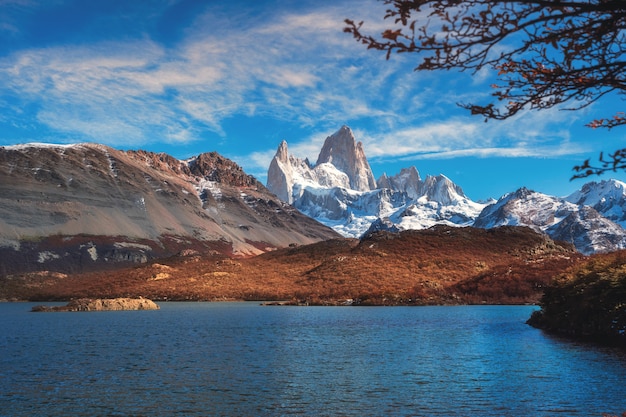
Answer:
[0,130,613,304]
[3,124,626,281]
[267,125,626,255]
[0,143,338,276]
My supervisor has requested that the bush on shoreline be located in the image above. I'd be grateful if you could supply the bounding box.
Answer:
[528,251,626,347]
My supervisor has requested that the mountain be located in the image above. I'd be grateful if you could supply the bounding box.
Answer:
[0,143,339,276]
[266,126,626,255]
[6,226,581,305]
[564,179,626,228]
[315,125,377,191]
[267,126,376,204]
[473,187,571,230]
[266,126,486,238]
[474,187,626,254]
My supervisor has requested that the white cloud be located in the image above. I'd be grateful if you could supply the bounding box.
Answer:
[361,109,580,162]
[0,1,409,146]
[0,0,599,189]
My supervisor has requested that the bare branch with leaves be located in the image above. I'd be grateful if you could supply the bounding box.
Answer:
[345,0,626,178]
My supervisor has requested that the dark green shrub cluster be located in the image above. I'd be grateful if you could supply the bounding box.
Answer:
[528,252,626,347]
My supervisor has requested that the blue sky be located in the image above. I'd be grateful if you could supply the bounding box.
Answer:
[1,0,626,201]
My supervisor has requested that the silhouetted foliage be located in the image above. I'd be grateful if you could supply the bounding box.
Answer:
[344,1,626,178]
[528,250,626,347]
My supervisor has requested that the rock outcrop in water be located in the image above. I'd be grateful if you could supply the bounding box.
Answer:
[32,297,159,312]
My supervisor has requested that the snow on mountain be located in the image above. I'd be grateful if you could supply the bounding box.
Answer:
[266,125,626,254]
[390,174,486,230]
[565,179,626,228]
[267,140,352,204]
[473,188,570,231]
[316,125,376,191]
[266,126,487,238]
[547,206,626,255]
[474,187,626,254]
[378,167,421,199]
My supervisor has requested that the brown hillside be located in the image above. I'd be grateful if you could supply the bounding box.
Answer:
[0,144,339,276]
[4,226,584,305]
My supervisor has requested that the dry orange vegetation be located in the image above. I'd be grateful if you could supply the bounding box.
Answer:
[4,226,584,305]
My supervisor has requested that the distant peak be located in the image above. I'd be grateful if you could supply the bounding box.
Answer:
[514,187,534,197]
[315,126,376,191]
[276,140,289,161]
[316,126,356,165]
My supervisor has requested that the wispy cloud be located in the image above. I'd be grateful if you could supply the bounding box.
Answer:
[0,0,412,147]
[0,0,597,185]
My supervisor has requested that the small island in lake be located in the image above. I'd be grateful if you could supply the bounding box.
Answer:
[31,297,159,312]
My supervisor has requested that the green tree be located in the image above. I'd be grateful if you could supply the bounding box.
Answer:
[344,1,626,178]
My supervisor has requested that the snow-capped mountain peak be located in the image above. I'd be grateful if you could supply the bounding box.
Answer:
[417,174,468,205]
[266,126,486,238]
[266,126,626,254]
[474,187,575,231]
[315,125,377,192]
[565,179,626,228]
[474,186,626,254]
[378,166,421,199]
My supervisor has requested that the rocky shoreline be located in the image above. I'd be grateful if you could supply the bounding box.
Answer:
[31,297,159,312]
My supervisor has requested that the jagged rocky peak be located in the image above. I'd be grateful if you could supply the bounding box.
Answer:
[377,166,421,199]
[546,205,626,255]
[473,185,626,254]
[473,187,563,230]
[267,140,291,203]
[566,179,626,204]
[316,125,376,192]
[267,140,307,203]
[276,139,289,161]
[565,179,626,227]
[266,126,376,203]
[188,151,258,188]
[265,127,487,239]
[418,174,468,205]
[262,127,626,254]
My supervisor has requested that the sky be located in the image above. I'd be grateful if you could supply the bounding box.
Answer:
[1,0,626,202]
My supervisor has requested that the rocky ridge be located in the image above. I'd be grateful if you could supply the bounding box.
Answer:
[475,187,626,254]
[0,143,339,276]
[266,126,626,254]
[267,126,485,238]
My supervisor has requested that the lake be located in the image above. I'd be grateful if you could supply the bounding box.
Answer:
[1,302,625,416]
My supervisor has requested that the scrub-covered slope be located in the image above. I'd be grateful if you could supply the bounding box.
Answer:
[7,226,581,305]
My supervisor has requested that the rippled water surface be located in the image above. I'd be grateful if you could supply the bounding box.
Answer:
[1,302,625,416]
